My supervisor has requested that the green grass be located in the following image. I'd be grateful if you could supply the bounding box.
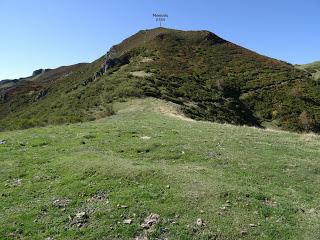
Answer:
[296,61,320,81]
[1,98,320,239]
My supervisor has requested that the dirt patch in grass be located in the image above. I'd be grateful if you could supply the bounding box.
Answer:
[155,102,195,122]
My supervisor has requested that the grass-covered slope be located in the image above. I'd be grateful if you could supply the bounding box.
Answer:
[0,59,111,130]
[1,28,320,132]
[1,98,320,239]
[296,61,320,81]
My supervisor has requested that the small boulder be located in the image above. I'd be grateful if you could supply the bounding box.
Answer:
[53,198,70,208]
[123,219,133,224]
[70,211,89,228]
[90,190,107,201]
[140,136,151,140]
[141,213,160,229]
[196,218,204,227]
[117,204,128,209]
[13,179,22,187]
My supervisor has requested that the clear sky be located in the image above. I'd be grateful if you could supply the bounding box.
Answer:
[0,0,319,80]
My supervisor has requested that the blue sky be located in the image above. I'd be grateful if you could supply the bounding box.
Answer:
[0,0,319,79]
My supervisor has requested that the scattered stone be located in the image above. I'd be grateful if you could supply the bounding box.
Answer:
[208,151,222,158]
[240,230,248,236]
[14,179,22,186]
[249,223,257,227]
[117,204,128,209]
[140,136,151,140]
[168,219,177,224]
[196,218,204,227]
[200,210,205,214]
[135,214,160,240]
[134,235,148,240]
[90,191,107,201]
[70,211,89,228]
[76,212,87,218]
[0,139,6,145]
[141,213,160,229]
[33,173,51,182]
[262,198,277,207]
[166,185,170,189]
[140,57,154,63]
[6,179,22,187]
[53,198,70,208]
[308,208,316,214]
[123,219,132,224]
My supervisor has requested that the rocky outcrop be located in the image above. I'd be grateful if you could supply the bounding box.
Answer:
[0,92,8,102]
[81,49,131,86]
[32,69,50,77]
[35,89,48,100]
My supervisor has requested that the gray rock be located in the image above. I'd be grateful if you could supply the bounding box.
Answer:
[70,211,89,228]
[141,213,160,229]
[196,218,203,227]
[90,190,107,201]
[0,140,6,144]
[35,89,48,100]
[32,68,50,76]
[53,198,70,208]
[123,219,132,224]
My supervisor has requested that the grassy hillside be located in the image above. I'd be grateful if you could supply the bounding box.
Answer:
[1,28,320,132]
[1,98,320,239]
[296,61,320,81]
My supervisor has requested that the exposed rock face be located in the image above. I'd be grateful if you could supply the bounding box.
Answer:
[81,48,131,85]
[32,69,50,76]
[35,89,48,100]
[0,92,8,102]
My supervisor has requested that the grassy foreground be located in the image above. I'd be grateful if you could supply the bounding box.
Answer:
[0,98,319,239]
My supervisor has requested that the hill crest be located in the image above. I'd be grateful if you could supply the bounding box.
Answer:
[0,28,319,132]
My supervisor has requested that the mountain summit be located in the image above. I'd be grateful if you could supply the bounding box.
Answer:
[0,28,319,132]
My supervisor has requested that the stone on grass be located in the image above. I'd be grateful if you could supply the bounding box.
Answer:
[141,213,160,229]
[90,190,107,201]
[53,198,70,208]
[140,136,151,140]
[70,211,89,228]
[196,218,204,227]
[123,219,133,224]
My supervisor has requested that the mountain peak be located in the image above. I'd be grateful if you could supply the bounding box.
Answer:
[107,28,226,59]
[0,27,319,133]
